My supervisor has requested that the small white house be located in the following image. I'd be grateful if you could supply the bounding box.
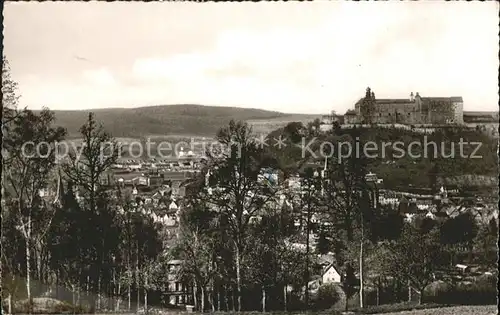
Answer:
[322,264,342,284]
[455,264,469,274]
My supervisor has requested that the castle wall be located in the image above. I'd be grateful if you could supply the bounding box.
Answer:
[426,99,456,124]
[371,101,423,124]
[347,94,462,126]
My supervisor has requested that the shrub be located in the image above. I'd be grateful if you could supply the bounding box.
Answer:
[13,298,91,314]
[425,276,497,305]
[52,302,91,314]
[13,299,34,313]
[313,283,341,310]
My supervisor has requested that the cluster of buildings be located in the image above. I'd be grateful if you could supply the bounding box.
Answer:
[321,90,465,129]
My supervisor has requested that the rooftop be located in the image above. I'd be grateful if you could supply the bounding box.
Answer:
[353,95,463,107]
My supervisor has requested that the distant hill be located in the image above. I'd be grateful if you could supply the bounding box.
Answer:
[42,105,318,138]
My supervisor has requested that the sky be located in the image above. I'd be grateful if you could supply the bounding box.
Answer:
[3,2,499,114]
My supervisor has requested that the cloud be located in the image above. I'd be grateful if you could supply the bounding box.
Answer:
[7,1,498,113]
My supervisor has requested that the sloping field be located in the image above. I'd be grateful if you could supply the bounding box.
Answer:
[248,114,320,135]
[379,305,497,315]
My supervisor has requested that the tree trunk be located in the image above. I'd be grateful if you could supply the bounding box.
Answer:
[207,280,214,312]
[128,269,131,311]
[55,270,59,300]
[116,270,122,311]
[359,237,364,308]
[97,272,102,310]
[136,286,140,312]
[408,280,411,302]
[112,267,116,305]
[86,274,90,305]
[376,280,380,306]
[193,280,197,310]
[224,284,229,311]
[418,287,426,305]
[25,216,32,301]
[283,284,287,311]
[231,288,235,312]
[305,203,311,308]
[211,292,215,312]
[36,245,42,286]
[8,293,12,314]
[210,282,215,312]
[217,286,221,311]
[77,286,81,307]
[136,244,140,312]
[143,269,148,314]
[200,285,205,312]
[261,286,266,312]
[72,284,76,305]
[235,246,242,312]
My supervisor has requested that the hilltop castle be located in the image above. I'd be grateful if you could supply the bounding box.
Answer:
[343,88,464,125]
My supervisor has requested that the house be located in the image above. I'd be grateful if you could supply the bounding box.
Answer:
[455,264,470,274]
[302,263,341,297]
[322,264,342,284]
[165,259,190,305]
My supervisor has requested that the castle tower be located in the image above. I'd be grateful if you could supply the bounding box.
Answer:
[410,92,414,102]
[415,92,423,123]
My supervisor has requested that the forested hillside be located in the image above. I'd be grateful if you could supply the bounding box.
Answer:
[39,105,316,138]
[265,123,498,192]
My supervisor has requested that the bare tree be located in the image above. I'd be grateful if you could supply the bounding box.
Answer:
[2,108,66,300]
[384,225,442,304]
[63,112,120,308]
[63,112,120,212]
[203,120,280,311]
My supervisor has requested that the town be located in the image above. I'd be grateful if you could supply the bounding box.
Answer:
[5,87,497,314]
[2,2,498,315]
